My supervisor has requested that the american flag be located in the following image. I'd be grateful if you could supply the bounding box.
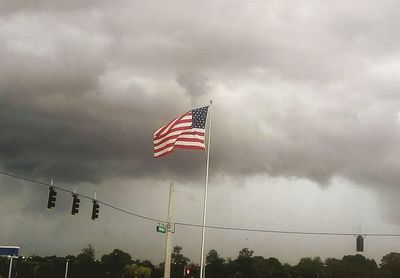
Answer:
[153,106,209,158]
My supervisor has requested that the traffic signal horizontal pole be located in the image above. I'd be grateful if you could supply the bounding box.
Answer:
[2,170,400,237]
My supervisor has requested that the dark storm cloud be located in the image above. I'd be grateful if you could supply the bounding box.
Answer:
[177,71,210,98]
[1,0,400,192]
[3,0,400,264]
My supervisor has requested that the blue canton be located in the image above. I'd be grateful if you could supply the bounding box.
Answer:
[191,106,208,129]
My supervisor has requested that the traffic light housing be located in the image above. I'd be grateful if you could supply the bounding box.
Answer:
[71,194,80,215]
[47,187,57,209]
[356,235,364,252]
[92,200,99,220]
[184,266,191,277]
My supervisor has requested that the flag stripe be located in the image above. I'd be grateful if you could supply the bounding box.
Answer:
[154,121,192,141]
[174,145,205,150]
[154,143,205,157]
[154,145,206,158]
[155,136,204,151]
[154,131,205,145]
[157,114,188,136]
[175,140,205,147]
[155,112,191,137]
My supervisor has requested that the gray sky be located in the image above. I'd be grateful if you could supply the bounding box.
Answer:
[1,0,400,265]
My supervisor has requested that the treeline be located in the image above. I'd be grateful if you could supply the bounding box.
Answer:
[1,245,400,278]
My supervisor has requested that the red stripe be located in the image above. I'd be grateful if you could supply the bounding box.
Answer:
[154,134,181,146]
[154,149,174,158]
[174,145,206,151]
[154,113,189,137]
[154,126,192,140]
[154,111,191,137]
[176,119,192,124]
[154,137,204,153]
[155,142,176,153]
[154,131,205,146]
[175,138,204,143]
[154,145,205,158]
[155,139,205,153]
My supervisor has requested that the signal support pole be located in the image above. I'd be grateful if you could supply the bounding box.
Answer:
[8,256,14,278]
[163,183,175,278]
[64,259,69,278]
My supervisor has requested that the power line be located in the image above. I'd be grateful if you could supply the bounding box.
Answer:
[0,170,164,224]
[175,222,400,237]
[174,189,358,231]
[1,170,400,237]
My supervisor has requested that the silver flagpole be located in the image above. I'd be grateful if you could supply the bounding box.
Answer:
[200,100,213,278]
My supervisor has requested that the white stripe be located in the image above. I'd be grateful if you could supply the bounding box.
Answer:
[154,126,164,136]
[154,145,174,157]
[154,115,192,139]
[177,134,205,140]
[180,115,192,121]
[154,140,205,157]
[158,114,191,137]
[154,115,181,137]
[155,133,205,150]
[154,137,179,151]
[175,141,205,147]
[172,122,192,129]
[191,128,206,133]
[154,127,192,144]
[154,129,205,145]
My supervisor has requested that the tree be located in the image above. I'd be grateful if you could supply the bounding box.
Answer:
[251,256,269,278]
[342,254,378,278]
[206,249,226,278]
[171,246,190,266]
[136,266,152,278]
[171,246,190,278]
[294,257,324,278]
[377,252,400,278]
[233,248,255,278]
[122,263,151,278]
[206,249,225,265]
[0,256,10,278]
[325,254,378,278]
[101,249,132,277]
[239,248,254,259]
[72,245,100,278]
[81,244,96,261]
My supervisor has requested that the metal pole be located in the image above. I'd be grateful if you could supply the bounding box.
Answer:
[163,183,175,278]
[8,256,13,278]
[199,100,213,278]
[64,259,69,278]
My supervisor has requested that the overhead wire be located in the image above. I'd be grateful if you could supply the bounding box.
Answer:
[174,188,359,231]
[1,170,400,237]
[0,170,163,223]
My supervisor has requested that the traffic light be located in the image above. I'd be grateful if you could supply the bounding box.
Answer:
[356,235,364,252]
[47,187,57,209]
[92,200,99,220]
[71,194,80,215]
[184,266,191,277]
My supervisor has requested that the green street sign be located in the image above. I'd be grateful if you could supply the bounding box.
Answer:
[156,225,167,233]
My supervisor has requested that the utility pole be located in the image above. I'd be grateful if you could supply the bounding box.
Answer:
[163,183,175,278]
[8,256,15,278]
[64,259,69,278]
